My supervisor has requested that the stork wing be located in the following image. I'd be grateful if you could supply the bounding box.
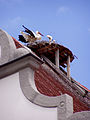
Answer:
[22,25,35,38]
[18,35,28,43]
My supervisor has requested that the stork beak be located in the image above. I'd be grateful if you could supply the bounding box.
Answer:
[38,32,44,36]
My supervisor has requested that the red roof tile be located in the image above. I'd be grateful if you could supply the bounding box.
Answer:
[12,37,23,48]
[13,38,90,93]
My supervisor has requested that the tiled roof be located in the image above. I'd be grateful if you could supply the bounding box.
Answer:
[12,37,90,94]
[12,37,23,48]
[76,81,90,92]
[35,65,90,112]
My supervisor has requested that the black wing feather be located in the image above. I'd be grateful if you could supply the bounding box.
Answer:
[22,25,35,38]
[18,35,28,43]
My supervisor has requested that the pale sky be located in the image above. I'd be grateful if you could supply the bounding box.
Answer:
[0,0,90,89]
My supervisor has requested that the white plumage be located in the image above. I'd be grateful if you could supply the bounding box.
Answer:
[19,25,43,43]
[20,31,42,43]
[47,35,55,44]
[47,35,53,44]
[35,31,42,40]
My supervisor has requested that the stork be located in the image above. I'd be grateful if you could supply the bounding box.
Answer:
[47,35,52,44]
[19,25,44,43]
[52,40,55,43]
[47,35,55,44]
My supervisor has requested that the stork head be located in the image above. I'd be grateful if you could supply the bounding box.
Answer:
[47,35,52,41]
[36,31,44,36]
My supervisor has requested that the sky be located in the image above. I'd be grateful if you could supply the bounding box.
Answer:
[0,0,90,89]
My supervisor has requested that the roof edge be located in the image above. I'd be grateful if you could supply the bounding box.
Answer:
[0,53,44,79]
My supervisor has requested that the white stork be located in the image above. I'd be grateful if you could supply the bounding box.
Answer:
[47,35,55,44]
[19,25,44,43]
[47,35,52,44]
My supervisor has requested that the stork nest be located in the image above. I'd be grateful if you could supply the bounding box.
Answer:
[27,40,74,68]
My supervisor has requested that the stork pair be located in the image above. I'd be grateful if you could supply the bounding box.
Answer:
[19,25,55,44]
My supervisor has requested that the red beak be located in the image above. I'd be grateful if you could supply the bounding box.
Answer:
[38,32,44,36]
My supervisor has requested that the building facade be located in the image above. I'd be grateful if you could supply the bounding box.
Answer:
[0,29,90,120]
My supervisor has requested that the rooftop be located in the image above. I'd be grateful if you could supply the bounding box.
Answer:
[0,28,89,113]
[27,41,74,68]
[12,37,90,93]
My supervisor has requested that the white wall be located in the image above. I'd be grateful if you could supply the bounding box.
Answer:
[0,73,57,120]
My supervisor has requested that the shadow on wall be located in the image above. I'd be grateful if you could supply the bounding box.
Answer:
[67,111,90,120]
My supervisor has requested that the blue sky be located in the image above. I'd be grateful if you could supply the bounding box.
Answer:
[0,0,90,89]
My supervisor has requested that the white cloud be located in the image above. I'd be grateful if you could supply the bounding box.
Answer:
[56,6,69,15]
